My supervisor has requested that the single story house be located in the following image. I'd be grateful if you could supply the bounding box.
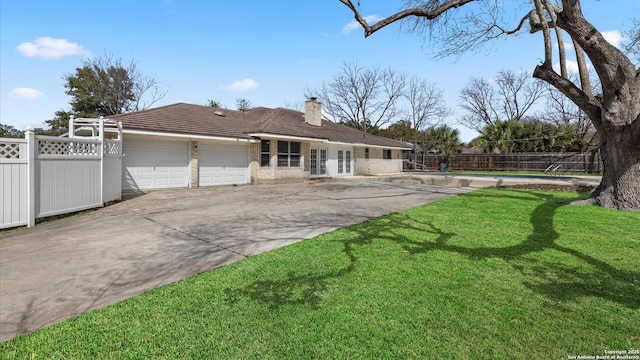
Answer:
[109,99,410,190]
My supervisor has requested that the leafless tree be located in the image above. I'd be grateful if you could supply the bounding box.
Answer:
[283,100,303,112]
[405,77,450,164]
[624,18,640,63]
[338,0,640,211]
[541,78,598,151]
[306,61,407,133]
[88,55,167,114]
[459,70,545,132]
[236,98,252,112]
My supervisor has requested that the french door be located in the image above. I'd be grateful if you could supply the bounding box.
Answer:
[310,147,327,177]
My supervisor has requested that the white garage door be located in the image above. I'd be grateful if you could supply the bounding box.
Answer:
[122,139,189,190]
[198,143,249,186]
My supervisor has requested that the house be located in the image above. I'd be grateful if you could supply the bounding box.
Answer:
[110,99,410,191]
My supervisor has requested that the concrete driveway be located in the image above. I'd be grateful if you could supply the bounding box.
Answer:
[0,178,473,341]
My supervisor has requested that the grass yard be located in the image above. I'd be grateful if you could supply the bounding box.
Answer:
[1,188,638,359]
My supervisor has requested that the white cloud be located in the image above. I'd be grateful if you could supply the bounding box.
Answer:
[16,37,91,60]
[9,87,43,99]
[601,30,624,49]
[342,15,380,34]
[553,59,592,74]
[224,78,259,91]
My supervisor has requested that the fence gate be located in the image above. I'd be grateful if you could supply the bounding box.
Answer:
[1,117,122,229]
[0,138,28,228]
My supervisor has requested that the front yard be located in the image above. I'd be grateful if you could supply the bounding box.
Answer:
[1,188,638,359]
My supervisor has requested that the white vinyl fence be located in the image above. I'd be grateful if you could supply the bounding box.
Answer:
[1,118,122,229]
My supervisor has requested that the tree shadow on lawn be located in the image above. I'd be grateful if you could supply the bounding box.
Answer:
[225,230,368,310]
[393,190,640,309]
[225,189,640,310]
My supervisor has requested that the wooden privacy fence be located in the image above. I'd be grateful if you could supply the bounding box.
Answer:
[404,152,602,174]
[1,118,122,229]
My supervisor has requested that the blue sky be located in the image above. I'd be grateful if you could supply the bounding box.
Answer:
[1,1,637,141]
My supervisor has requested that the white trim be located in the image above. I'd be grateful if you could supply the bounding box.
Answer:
[247,133,410,150]
[123,129,257,143]
[321,140,410,150]
[247,133,324,143]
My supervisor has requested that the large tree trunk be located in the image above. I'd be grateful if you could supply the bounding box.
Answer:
[591,128,640,211]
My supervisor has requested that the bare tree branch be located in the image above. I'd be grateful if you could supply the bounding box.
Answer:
[339,0,475,37]
[338,0,640,209]
[306,61,406,133]
[533,65,602,129]
[458,70,544,132]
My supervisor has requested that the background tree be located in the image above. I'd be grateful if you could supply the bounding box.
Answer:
[283,101,303,112]
[306,61,406,133]
[236,98,252,111]
[623,18,640,63]
[376,119,416,143]
[207,99,225,108]
[541,81,598,152]
[338,0,640,211]
[478,118,585,153]
[425,125,463,156]
[46,55,166,132]
[0,123,23,138]
[458,70,545,132]
[405,77,450,165]
[477,120,524,153]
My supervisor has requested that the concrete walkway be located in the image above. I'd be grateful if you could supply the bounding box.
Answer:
[0,179,474,342]
[359,172,602,189]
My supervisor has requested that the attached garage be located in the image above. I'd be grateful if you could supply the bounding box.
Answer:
[122,139,189,190]
[198,142,249,186]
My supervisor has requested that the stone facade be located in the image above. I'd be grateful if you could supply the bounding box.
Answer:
[250,141,310,184]
[353,147,403,175]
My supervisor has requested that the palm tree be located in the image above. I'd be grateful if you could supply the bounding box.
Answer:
[478,120,524,153]
[426,125,463,169]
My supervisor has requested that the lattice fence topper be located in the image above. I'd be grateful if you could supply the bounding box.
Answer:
[0,142,22,159]
[39,139,99,156]
[104,140,121,156]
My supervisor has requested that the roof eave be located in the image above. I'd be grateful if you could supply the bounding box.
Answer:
[246,132,326,143]
[123,129,257,143]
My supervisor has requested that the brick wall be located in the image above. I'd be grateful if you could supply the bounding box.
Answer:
[250,141,310,183]
[354,147,403,175]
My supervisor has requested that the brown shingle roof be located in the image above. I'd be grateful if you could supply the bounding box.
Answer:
[247,107,410,148]
[111,103,410,149]
[110,103,254,139]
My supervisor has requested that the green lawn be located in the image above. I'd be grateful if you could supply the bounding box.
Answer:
[1,188,638,359]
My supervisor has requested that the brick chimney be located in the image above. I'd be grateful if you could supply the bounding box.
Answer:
[304,97,322,126]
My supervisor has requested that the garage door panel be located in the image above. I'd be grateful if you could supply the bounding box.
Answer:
[122,140,189,190]
[199,143,249,186]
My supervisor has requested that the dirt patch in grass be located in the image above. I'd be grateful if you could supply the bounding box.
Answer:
[497,184,596,193]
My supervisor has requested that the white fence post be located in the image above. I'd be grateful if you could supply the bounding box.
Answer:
[25,126,36,227]
[69,115,75,138]
[2,119,123,229]
[99,116,105,204]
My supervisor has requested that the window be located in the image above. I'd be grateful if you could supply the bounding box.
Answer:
[346,150,351,173]
[338,150,344,174]
[383,149,392,159]
[277,141,301,167]
[260,140,270,167]
[365,148,369,159]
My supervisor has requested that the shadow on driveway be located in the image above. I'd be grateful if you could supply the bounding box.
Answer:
[0,179,472,341]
